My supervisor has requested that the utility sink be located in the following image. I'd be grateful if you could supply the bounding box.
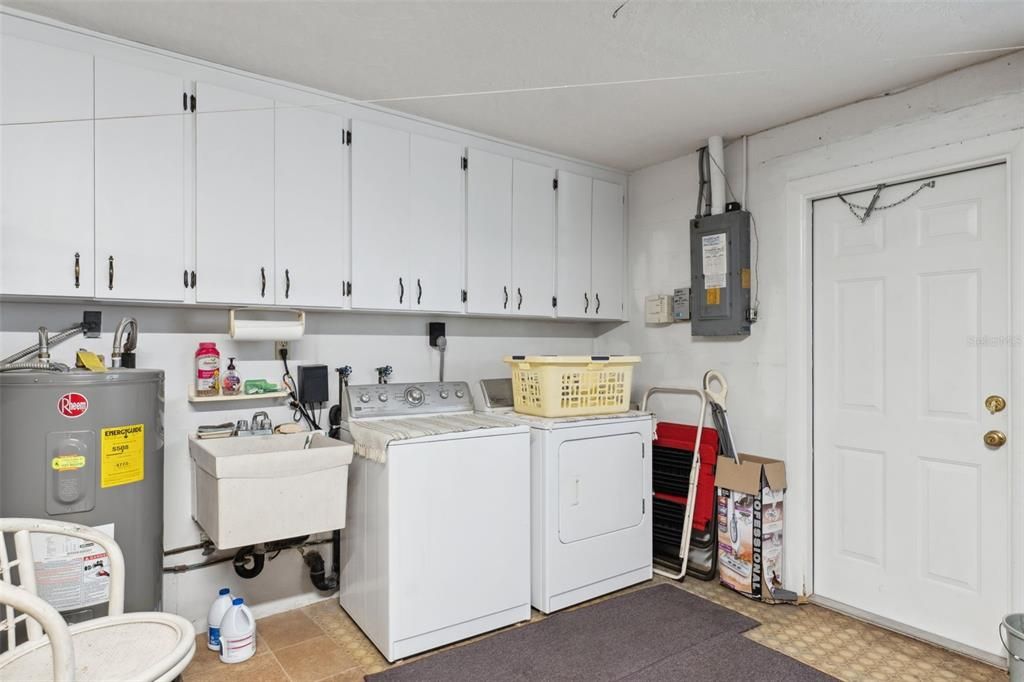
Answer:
[189,432,353,549]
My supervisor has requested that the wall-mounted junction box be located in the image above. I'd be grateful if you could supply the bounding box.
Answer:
[690,210,752,336]
[645,295,672,324]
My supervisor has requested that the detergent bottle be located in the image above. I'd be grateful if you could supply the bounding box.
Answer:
[206,587,233,651]
[219,597,257,664]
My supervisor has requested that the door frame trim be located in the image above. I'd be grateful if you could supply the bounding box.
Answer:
[784,130,1024,634]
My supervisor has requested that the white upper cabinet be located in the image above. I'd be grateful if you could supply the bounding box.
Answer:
[94,59,186,302]
[555,170,593,318]
[275,105,351,308]
[195,83,276,305]
[408,134,465,313]
[511,159,556,317]
[195,81,273,113]
[590,179,626,320]
[1,121,94,297]
[466,148,513,315]
[1,35,92,124]
[95,57,186,118]
[350,118,411,311]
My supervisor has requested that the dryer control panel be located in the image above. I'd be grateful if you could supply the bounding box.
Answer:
[346,381,474,418]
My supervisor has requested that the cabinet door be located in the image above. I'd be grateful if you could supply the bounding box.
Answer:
[590,179,626,320]
[350,119,410,310]
[1,36,92,124]
[511,159,556,317]
[466,148,513,315]
[1,121,94,296]
[409,134,465,313]
[555,171,593,318]
[95,115,186,301]
[275,106,350,308]
[95,57,185,118]
[195,84,275,304]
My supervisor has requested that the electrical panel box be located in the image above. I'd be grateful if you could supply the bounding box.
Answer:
[672,288,691,321]
[690,210,752,336]
[645,295,672,324]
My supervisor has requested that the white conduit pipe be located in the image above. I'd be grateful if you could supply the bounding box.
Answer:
[708,135,726,215]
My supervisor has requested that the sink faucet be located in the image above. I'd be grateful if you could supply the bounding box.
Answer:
[111,317,138,368]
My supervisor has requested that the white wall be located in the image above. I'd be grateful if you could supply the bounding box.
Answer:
[0,301,603,625]
[601,50,1024,590]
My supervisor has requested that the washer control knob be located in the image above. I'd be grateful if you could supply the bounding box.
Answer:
[405,386,425,406]
[455,389,465,399]
[439,390,450,400]
[359,393,371,404]
[378,393,389,403]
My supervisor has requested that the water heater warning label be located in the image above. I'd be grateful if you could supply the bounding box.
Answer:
[31,522,114,611]
[100,424,144,488]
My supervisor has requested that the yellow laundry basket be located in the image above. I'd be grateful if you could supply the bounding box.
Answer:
[503,355,641,417]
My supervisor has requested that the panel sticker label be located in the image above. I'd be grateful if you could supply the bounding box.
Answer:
[741,267,751,289]
[31,523,114,611]
[702,233,728,289]
[100,424,144,488]
[51,454,86,472]
[706,288,721,306]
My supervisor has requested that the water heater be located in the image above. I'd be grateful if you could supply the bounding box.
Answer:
[0,369,164,622]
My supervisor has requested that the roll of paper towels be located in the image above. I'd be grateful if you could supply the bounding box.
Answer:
[229,309,305,341]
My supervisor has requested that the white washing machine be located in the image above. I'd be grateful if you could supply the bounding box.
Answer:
[337,380,531,662]
[480,379,653,614]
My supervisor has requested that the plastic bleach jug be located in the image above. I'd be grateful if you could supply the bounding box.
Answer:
[206,588,234,651]
[219,597,256,664]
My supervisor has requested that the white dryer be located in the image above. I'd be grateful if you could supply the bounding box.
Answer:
[337,381,531,662]
[481,379,653,613]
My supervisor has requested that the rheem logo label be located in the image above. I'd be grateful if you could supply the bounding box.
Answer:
[58,392,89,418]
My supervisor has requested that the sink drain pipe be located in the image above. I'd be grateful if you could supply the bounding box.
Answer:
[304,530,341,592]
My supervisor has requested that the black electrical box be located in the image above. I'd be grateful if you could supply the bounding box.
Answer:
[298,364,329,404]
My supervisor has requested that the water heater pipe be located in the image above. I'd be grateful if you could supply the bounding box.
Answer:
[708,135,725,215]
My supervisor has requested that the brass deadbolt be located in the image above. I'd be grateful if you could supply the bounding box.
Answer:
[985,395,1007,414]
[983,430,1007,448]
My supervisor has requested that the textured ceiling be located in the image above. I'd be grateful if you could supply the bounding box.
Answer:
[4,0,1023,170]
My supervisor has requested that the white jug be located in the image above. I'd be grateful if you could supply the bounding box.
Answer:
[219,597,257,664]
[206,588,233,651]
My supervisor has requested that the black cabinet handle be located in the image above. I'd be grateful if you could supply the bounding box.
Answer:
[191,270,196,289]
[184,269,189,288]
[285,269,291,299]
[260,267,266,298]
[108,256,114,290]
[74,252,81,289]
[595,292,601,315]
[584,292,590,313]
[503,285,509,309]
[399,277,404,304]
[417,278,422,305]
[517,287,523,310]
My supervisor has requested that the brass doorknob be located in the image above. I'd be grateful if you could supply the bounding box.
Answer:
[985,395,1007,414]
[984,430,1007,448]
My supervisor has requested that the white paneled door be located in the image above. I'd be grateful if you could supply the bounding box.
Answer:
[812,163,1009,656]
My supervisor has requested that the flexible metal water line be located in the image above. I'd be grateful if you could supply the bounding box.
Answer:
[0,323,85,366]
[0,361,65,373]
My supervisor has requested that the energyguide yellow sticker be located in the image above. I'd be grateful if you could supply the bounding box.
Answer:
[100,423,144,488]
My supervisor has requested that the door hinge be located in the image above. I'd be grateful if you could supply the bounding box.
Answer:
[552,296,557,308]
[553,178,559,190]
[347,280,352,296]
[461,289,467,303]
[642,498,645,514]
[345,130,352,146]
[189,94,196,112]
[461,156,468,171]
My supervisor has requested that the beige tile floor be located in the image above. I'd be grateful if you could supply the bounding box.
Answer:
[183,577,1007,682]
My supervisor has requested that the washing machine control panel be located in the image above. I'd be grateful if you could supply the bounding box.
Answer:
[346,381,474,418]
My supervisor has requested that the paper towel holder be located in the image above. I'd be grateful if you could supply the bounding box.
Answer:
[229,308,306,341]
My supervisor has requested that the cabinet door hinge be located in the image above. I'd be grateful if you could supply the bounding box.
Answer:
[642,498,645,514]
[345,130,352,146]
[189,94,197,112]
[461,289,468,303]
[552,296,557,308]
[461,156,468,171]
[553,178,559,190]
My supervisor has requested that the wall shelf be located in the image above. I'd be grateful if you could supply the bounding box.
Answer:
[187,386,289,404]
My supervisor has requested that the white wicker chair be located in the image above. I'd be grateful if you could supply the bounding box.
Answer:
[0,518,196,681]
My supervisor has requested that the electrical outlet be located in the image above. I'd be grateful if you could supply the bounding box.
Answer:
[274,340,290,358]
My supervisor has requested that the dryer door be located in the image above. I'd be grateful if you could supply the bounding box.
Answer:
[558,432,645,543]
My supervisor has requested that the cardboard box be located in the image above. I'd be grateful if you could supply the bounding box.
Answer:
[715,454,792,603]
